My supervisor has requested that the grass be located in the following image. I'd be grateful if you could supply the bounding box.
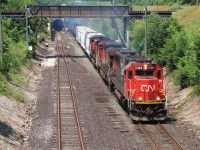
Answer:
[8,71,30,88]
[132,5,169,11]
[0,69,31,103]
[189,85,200,97]
[168,3,182,11]
[71,1,112,6]
[174,5,200,30]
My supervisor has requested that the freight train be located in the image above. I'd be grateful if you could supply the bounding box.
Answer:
[71,25,167,121]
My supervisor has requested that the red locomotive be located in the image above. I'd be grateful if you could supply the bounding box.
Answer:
[75,26,167,121]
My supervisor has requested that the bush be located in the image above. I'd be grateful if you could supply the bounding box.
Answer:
[0,74,6,94]
[174,69,189,88]
[159,30,187,72]
[192,85,200,96]
[168,4,182,11]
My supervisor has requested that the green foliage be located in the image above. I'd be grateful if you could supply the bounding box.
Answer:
[131,13,183,63]
[2,0,35,10]
[151,15,181,56]
[179,0,199,5]
[129,9,200,94]
[35,0,73,5]
[116,0,199,5]
[0,0,48,101]
[0,74,6,95]
[2,40,28,73]
[168,3,182,11]
[192,85,200,96]
[129,20,144,54]
[34,0,199,6]
[89,18,118,40]
[190,30,200,69]
[5,85,24,102]
[0,72,24,102]
[174,62,200,89]
[159,30,187,72]
[170,30,200,90]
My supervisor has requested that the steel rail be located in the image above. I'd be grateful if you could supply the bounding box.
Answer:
[138,123,160,150]
[158,122,184,150]
[60,44,85,150]
[56,49,62,150]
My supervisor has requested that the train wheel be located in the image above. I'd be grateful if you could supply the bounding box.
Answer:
[97,66,100,73]
[108,82,115,93]
[104,74,108,85]
[124,100,128,111]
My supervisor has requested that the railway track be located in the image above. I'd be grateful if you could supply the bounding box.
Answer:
[54,36,85,150]
[138,122,184,150]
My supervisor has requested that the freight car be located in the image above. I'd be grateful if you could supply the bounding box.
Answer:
[75,25,167,121]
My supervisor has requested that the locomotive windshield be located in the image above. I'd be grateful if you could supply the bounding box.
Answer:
[135,70,154,77]
[99,45,103,51]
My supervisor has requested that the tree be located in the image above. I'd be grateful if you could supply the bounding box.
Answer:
[35,0,73,5]
[2,0,35,10]
[159,30,188,72]
[129,20,145,54]
[146,13,182,62]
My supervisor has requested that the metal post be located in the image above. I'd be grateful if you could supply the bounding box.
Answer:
[110,17,126,48]
[0,3,3,64]
[33,18,43,38]
[144,4,147,57]
[25,5,29,49]
[124,17,128,47]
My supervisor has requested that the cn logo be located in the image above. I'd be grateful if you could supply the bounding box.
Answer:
[141,85,155,92]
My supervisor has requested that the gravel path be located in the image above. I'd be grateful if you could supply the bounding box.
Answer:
[26,65,55,150]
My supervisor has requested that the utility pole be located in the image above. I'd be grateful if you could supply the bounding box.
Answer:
[0,3,3,64]
[25,5,29,49]
[144,4,147,57]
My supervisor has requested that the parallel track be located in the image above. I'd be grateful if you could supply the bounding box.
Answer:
[55,38,85,150]
[138,122,184,150]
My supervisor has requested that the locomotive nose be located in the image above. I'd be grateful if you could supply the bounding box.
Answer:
[136,79,159,101]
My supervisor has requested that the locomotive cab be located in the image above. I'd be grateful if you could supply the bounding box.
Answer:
[123,63,167,121]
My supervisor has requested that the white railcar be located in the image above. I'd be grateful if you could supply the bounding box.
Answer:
[85,32,103,56]
[76,26,96,50]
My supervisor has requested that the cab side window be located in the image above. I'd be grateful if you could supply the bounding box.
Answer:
[157,70,161,79]
[128,71,133,79]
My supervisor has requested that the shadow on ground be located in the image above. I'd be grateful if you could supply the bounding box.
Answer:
[0,121,17,138]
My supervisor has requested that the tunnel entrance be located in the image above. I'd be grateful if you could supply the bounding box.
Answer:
[53,19,64,32]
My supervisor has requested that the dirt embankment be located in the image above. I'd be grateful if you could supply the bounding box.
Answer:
[166,75,200,129]
[0,62,41,149]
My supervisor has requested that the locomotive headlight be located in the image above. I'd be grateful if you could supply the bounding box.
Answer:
[139,97,142,101]
[144,64,147,70]
[156,96,160,101]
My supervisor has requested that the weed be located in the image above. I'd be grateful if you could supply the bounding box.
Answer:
[168,4,182,11]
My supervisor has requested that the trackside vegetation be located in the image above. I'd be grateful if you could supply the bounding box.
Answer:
[129,7,200,95]
[0,0,48,102]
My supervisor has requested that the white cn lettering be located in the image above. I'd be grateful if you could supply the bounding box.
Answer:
[141,85,155,92]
